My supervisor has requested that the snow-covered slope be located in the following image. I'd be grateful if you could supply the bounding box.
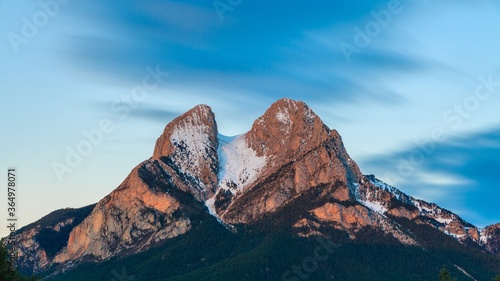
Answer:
[217,134,267,193]
[358,175,487,245]
[152,104,219,201]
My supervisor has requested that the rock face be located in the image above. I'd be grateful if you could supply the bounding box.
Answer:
[14,227,50,274]
[1,205,95,274]
[359,175,488,245]
[153,104,219,202]
[7,98,500,275]
[248,99,363,187]
[481,224,500,255]
[215,99,363,223]
[309,202,416,244]
[54,161,191,264]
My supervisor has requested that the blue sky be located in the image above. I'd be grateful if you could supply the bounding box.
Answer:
[1,0,500,237]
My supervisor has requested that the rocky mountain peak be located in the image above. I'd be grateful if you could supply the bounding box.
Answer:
[246,98,331,160]
[9,99,500,278]
[214,99,365,223]
[153,104,218,159]
[153,104,219,201]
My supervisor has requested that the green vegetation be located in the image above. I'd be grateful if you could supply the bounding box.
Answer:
[36,227,73,259]
[45,214,500,281]
[0,243,38,281]
[29,183,500,281]
[44,191,500,281]
[389,197,419,212]
[439,266,454,281]
[493,274,500,281]
[20,204,95,260]
[18,204,95,234]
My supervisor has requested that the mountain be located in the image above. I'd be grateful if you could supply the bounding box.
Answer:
[4,98,500,280]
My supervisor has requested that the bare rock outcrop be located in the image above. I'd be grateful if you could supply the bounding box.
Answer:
[1,205,94,274]
[8,99,500,276]
[153,104,219,201]
[218,99,363,223]
[55,160,191,264]
[481,223,500,255]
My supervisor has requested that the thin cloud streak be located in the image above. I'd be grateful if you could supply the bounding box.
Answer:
[361,126,500,227]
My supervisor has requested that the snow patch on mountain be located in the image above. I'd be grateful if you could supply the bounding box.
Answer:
[352,183,388,214]
[412,200,453,223]
[276,110,290,125]
[412,201,431,213]
[361,200,388,214]
[169,119,212,188]
[367,175,407,201]
[275,107,292,136]
[479,230,490,245]
[435,217,453,224]
[217,134,267,193]
[304,106,317,123]
[363,175,484,243]
[205,196,221,222]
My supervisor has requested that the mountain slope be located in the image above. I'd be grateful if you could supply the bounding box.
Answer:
[215,99,363,224]
[46,205,500,281]
[5,98,500,280]
[53,160,192,265]
[1,205,95,275]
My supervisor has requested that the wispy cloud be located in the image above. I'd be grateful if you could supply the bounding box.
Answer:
[129,107,180,124]
[414,171,474,187]
[57,0,418,107]
[361,126,500,226]
[2,0,500,234]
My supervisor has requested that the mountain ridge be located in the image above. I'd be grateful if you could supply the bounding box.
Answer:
[3,98,500,280]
